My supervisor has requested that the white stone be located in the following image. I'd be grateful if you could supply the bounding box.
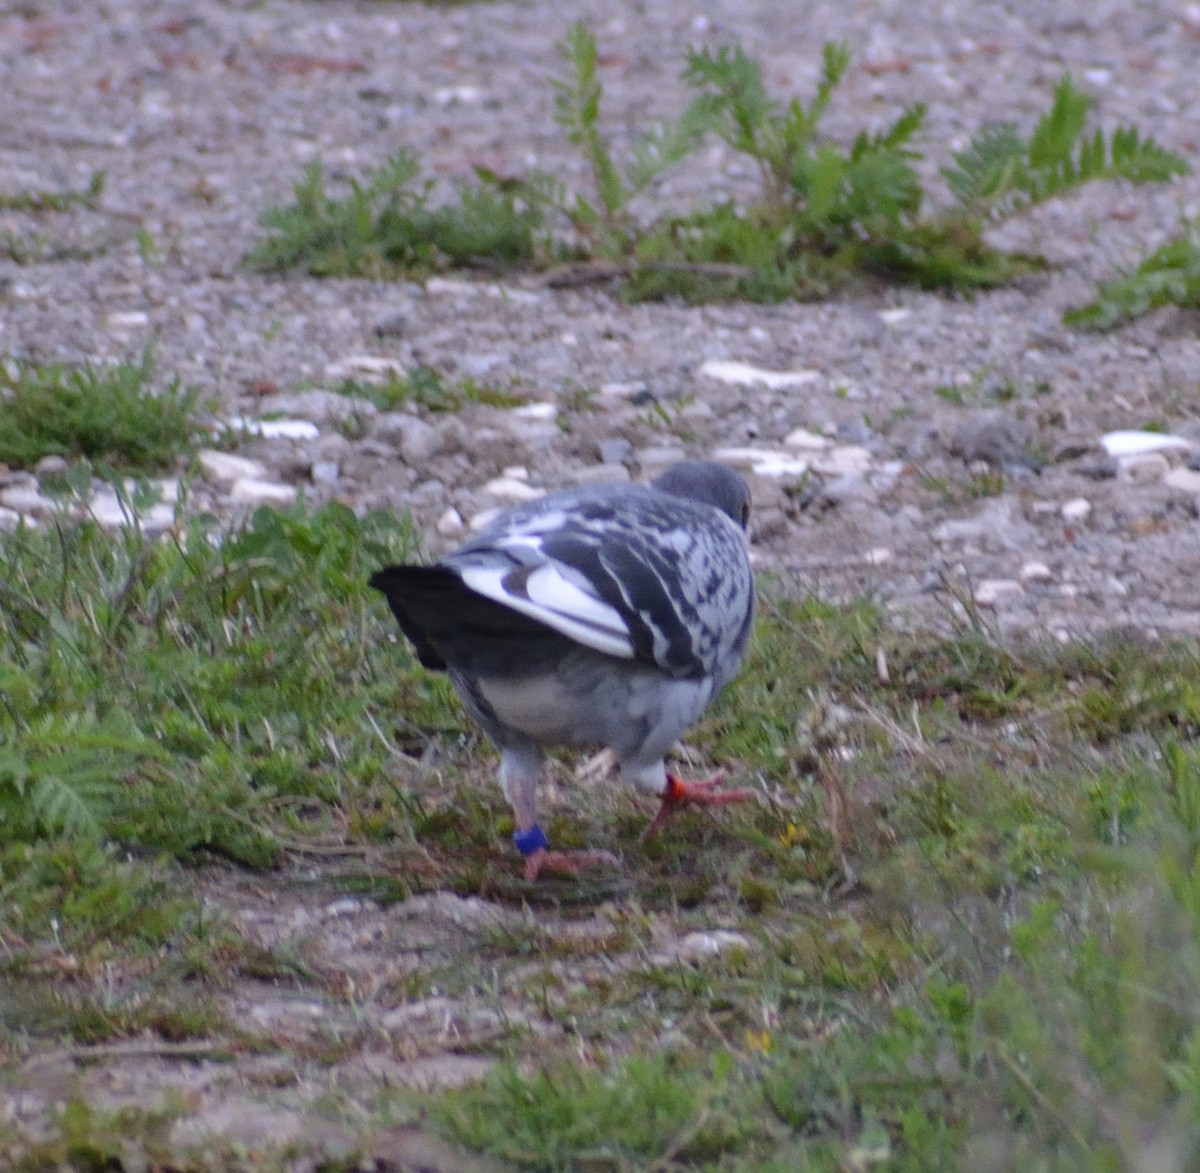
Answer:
[482,477,544,502]
[1115,451,1169,483]
[1061,498,1092,523]
[375,412,443,464]
[501,466,529,481]
[311,460,340,484]
[0,506,24,532]
[711,446,793,467]
[197,449,267,485]
[598,381,644,399]
[783,427,832,450]
[752,456,811,477]
[672,930,754,962]
[106,310,150,329]
[1020,560,1053,583]
[229,478,296,506]
[436,507,465,538]
[812,445,872,477]
[324,354,407,384]
[0,485,61,517]
[469,507,503,531]
[1100,430,1192,457]
[698,359,820,390]
[88,489,175,533]
[865,547,893,566]
[1164,468,1200,494]
[226,416,320,441]
[975,579,1025,606]
[510,402,556,421]
[878,308,911,325]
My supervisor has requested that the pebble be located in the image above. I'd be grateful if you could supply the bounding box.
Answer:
[975,578,1025,606]
[227,417,320,441]
[599,437,632,465]
[784,427,831,450]
[0,485,61,518]
[698,359,821,390]
[670,930,754,962]
[374,413,444,464]
[1115,452,1169,483]
[949,409,1036,468]
[1061,498,1092,523]
[198,449,268,485]
[265,389,375,424]
[436,507,465,538]
[812,445,872,477]
[34,454,70,480]
[0,507,24,532]
[481,476,544,502]
[311,460,340,484]
[324,354,407,383]
[1020,560,1054,583]
[88,488,176,533]
[1164,468,1200,494]
[1100,430,1192,457]
[229,478,297,506]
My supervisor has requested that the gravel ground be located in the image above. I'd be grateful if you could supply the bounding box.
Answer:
[3,0,1200,639]
[4,1,1200,1161]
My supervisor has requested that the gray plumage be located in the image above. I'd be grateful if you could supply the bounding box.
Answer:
[370,460,755,875]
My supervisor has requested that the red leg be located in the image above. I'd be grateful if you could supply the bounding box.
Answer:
[523,847,620,882]
[641,770,758,840]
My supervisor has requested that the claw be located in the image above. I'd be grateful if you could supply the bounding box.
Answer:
[641,770,757,840]
[523,847,621,882]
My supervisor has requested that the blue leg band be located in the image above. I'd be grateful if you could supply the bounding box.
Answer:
[513,824,549,856]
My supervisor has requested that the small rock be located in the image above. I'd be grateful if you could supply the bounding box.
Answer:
[672,930,754,962]
[375,412,444,465]
[598,381,646,399]
[1100,430,1191,457]
[634,446,688,473]
[1115,452,1169,483]
[34,454,70,480]
[1061,498,1092,523]
[197,449,267,485]
[482,476,544,502]
[812,445,872,477]
[1164,468,1200,494]
[698,359,820,390]
[106,310,150,330]
[599,437,632,465]
[324,354,407,384]
[267,389,375,425]
[436,507,465,538]
[0,485,61,518]
[865,547,892,566]
[949,409,1037,468]
[818,474,876,505]
[784,427,832,450]
[1020,560,1053,583]
[509,402,556,421]
[226,416,320,441]
[229,478,296,507]
[0,506,24,532]
[975,578,1025,606]
[311,460,340,484]
[88,489,175,533]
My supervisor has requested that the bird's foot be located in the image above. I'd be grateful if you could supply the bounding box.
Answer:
[514,824,619,881]
[642,770,757,840]
[523,847,621,882]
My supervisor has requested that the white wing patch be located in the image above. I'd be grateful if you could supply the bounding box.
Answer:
[459,561,636,660]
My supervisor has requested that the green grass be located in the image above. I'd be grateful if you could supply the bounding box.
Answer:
[248,27,1188,305]
[1066,216,1200,330]
[332,362,527,412]
[4,506,1200,1169]
[0,352,203,471]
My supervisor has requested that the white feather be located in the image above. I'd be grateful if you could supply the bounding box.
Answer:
[459,561,635,659]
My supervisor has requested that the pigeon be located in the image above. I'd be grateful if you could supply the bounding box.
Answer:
[370,460,756,880]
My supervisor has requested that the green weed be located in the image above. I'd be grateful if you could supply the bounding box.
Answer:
[1066,216,1200,330]
[0,351,202,471]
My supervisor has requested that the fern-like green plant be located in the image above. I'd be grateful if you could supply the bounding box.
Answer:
[538,22,706,256]
[1065,218,1200,330]
[944,76,1189,217]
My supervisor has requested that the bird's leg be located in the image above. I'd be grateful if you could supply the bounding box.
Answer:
[641,769,758,840]
[499,745,618,880]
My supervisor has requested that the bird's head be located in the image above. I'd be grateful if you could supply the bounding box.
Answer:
[650,460,751,531]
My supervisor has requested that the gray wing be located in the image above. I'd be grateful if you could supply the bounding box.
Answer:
[448,485,753,680]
